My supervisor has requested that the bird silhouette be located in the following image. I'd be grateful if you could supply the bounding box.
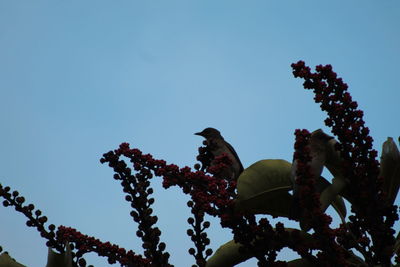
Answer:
[195,127,244,180]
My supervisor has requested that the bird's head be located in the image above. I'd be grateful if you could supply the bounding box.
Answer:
[194,127,222,139]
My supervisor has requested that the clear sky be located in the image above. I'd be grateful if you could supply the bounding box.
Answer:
[0,1,399,266]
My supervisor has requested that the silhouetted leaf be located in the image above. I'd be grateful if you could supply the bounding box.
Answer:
[394,231,400,258]
[46,243,73,267]
[206,229,314,267]
[235,159,346,220]
[206,237,364,266]
[235,159,292,217]
[319,177,347,222]
[205,240,253,267]
[0,252,26,267]
[345,251,367,266]
[324,137,345,179]
[380,137,400,204]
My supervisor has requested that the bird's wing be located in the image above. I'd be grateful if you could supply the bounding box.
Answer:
[225,141,244,173]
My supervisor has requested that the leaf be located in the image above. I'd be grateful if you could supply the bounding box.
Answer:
[345,251,367,266]
[237,159,293,195]
[235,191,293,218]
[288,254,366,267]
[306,131,347,221]
[298,177,347,231]
[206,242,314,267]
[206,229,315,267]
[287,252,366,266]
[235,159,347,221]
[235,159,293,217]
[394,231,400,258]
[205,240,253,267]
[324,137,345,179]
[0,252,26,267]
[380,137,400,204]
[321,134,361,209]
[318,177,347,222]
[331,195,346,223]
[46,243,73,267]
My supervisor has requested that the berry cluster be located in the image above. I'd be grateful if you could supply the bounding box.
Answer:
[293,129,346,265]
[186,201,212,267]
[100,143,237,266]
[0,183,63,253]
[0,183,152,266]
[56,226,150,267]
[291,61,398,265]
[101,142,323,266]
[100,146,171,266]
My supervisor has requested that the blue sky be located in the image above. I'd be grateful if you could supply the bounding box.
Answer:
[0,1,399,266]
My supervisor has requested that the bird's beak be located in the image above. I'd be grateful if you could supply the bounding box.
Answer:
[194,132,202,136]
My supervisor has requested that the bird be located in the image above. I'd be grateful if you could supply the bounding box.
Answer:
[195,127,244,180]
